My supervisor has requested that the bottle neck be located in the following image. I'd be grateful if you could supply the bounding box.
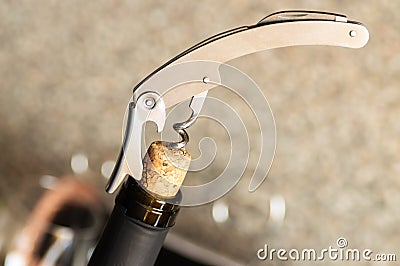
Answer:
[115,176,181,228]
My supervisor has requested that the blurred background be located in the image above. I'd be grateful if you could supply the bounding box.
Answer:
[0,1,399,265]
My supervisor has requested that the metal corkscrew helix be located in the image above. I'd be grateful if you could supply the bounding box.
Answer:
[166,120,189,149]
[165,90,208,149]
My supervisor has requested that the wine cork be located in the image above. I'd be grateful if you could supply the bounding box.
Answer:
[140,141,191,198]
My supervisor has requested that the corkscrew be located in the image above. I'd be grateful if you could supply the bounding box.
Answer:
[105,10,369,194]
[89,10,369,265]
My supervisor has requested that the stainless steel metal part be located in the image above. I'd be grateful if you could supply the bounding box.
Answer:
[165,91,208,149]
[257,10,349,24]
[132,11,368,108]
[106,92,166,193]
[106,10,369,194]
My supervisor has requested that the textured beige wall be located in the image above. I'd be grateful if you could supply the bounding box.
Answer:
[1,1,399,265]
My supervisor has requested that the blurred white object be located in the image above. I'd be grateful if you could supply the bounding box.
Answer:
[101,160,115,179]
[269,195,286,224]
[5,251,26,266]
[71,153,89,174]
[212,201,229,223]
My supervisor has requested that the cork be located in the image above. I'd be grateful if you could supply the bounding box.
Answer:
[140,141,191,198]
